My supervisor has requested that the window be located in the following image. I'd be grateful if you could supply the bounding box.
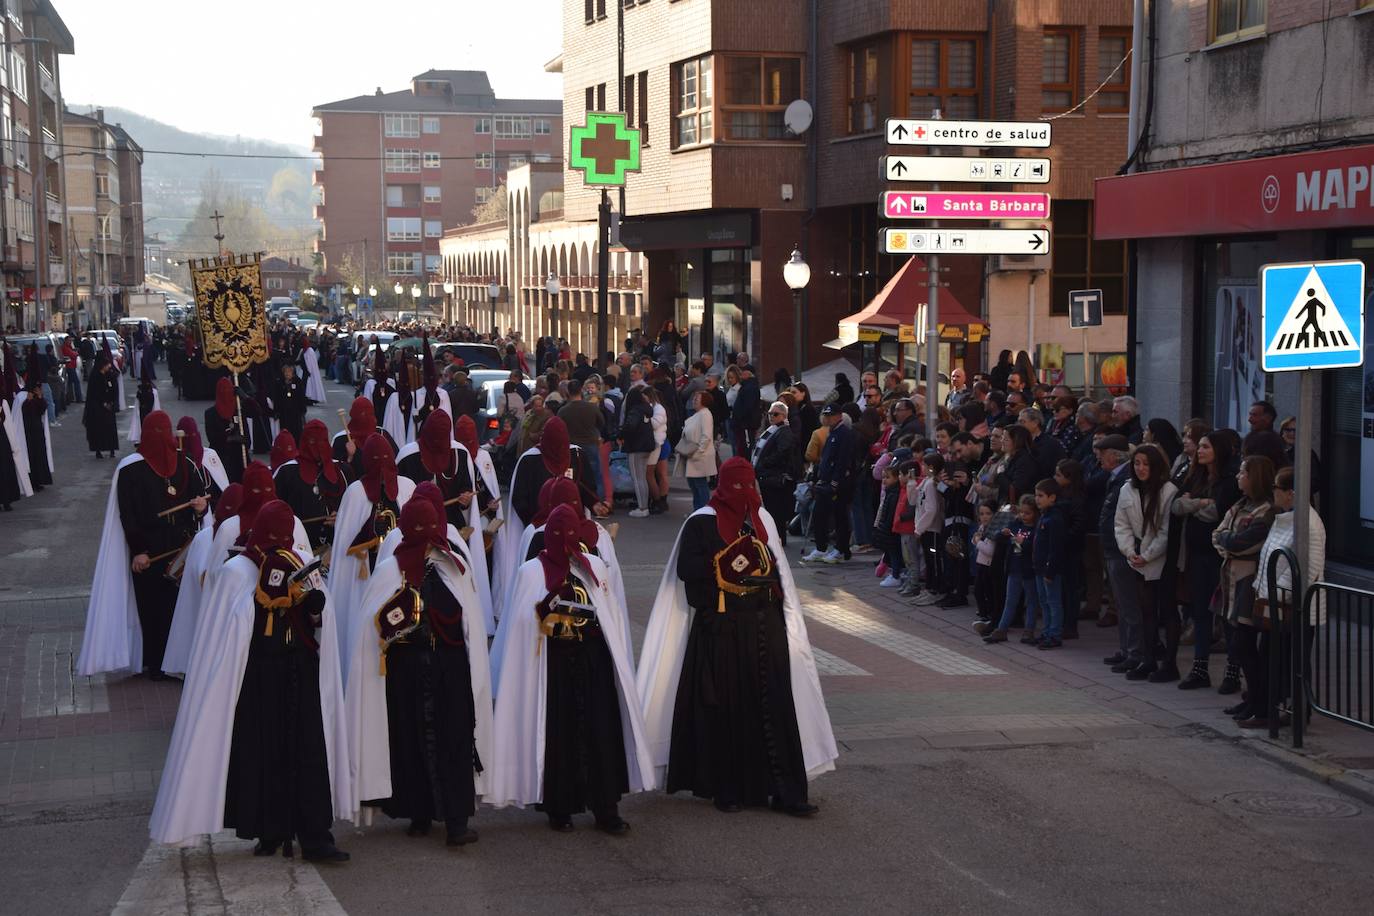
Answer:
[387,252,420,275]
[719,56,801,141]
[425,254,442,273]
[423,152,441,169]
[14,124,28,171]
[585,86,595,112]
[1098,29,1131,114]
[384,149,421,173]
[475,187,494,205]
[625,74,636,127]
[495,115,532,139]
[674,55,713,147]
[1041,28,1080,113]
[95,173,111,198]
[423,185,441,202]
[424,220,443,238]
[534,153,553,163]
[10,52,25,102]
[848,43,881,134]
[638,70,649,144]
[534,118,551,135]
[1049,200,1126,317]
[387,217,421,241]
[907,36,980,120]
[385,184,406,207]
[507,154,528,168]
[585,0,595,21]
[474,152,493,169]
[475,117,491,134]
[422,117,441,134]
[266,277,283,290]
[1210,0,1266,43]
[384,114,420,138]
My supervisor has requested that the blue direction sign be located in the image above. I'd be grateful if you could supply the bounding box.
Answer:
[1260,259,1366,372]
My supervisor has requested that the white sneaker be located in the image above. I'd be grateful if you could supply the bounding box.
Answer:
[801,549,826,563]
[879,574,901,588]
[629,508,650,518]
[914,591,942,606]
[820,548,843,564]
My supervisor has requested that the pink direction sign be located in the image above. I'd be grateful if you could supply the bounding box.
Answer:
[882,191,1050,221]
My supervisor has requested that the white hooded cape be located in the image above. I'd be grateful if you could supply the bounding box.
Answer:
[486,554,656,809]
[126,388,161,446]
[342,552,494,822]
[393,440,496,637]
[382,394,416,446]
[327,476,416,673]
[302,346,327,403]
[1,398,33,498]
[491,447,542,616]
[635,507,838,781]
[199,448,230,494]
[489,519,628,695]
[148,553,355,846]
[11,390,52,478]
[76,454,146,676]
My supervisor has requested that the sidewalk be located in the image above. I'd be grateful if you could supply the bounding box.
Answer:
[805,551,1374,804]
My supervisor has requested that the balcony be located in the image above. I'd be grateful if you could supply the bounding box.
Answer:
[38,64,56,100]
[42,132,59,162]
[312,169,325,186]
[313,202,326,219]
[312,135,324,153]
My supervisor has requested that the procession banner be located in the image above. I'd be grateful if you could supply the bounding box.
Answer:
[191,253,269,374]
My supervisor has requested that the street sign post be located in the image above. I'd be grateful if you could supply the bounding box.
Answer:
[885,118,1052,148]
[884,155,1051,184]
[1258,259,1366,711]
[1068,289,1104,397]
[882,191,1050,221]
[882,227,1049,256]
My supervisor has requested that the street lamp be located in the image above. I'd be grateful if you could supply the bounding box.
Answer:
[783,244,811,377]
[488,280,500,337]
[545,270,560,340]
[394,282,404,295]
[442,279,455,325]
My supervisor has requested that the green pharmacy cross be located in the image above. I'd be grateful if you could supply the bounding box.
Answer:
[569,113,642,187]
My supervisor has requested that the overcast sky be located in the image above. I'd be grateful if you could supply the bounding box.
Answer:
[59,0,564,147]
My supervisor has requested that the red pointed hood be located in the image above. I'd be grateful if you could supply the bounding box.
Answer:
[361,433,398,502]
[138,411,179,478]
[539,415,570,477]
[176,416,204,467]
[270,430,298,473]
[298,419,339,486]
[214,377,237,420]
[708,457,767,544]
[347,397,376,447]
[418,409,453,476]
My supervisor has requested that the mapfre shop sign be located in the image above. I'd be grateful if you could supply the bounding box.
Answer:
[1094,143,1374,240]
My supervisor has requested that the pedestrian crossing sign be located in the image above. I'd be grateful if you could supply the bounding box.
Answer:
[1260,259,1365,372]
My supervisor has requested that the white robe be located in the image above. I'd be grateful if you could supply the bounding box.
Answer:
[382,393,416,446]
[1,398,33,498]
[126,388,161,446]
[393,440,496,637]
[327,476,416,674]
[636,507,838,782]
[148,554,355,846]
[199,448,231,494]
[76,454,146,676]
[11,390,52,478]
[491,447,540,617]
[486,555,656,809]
[489,519,627,696]
[342,552,494,822]
[302,346,327,404]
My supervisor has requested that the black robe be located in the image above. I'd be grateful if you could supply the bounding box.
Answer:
[83,370,120,453]
[0,406,21,506]
[204,402,257,484]
[331,428,398,480]
[509,446,593,528]
[273,375,308,445]
[275,461,352,550]
[376,564,478,827]
[21,395,51,487]
[667,513,809,809]
[136,382,156,423]
[541,578,628,819]
[397,450,473,531]
[116,456,206,673]
[224,587,335,852]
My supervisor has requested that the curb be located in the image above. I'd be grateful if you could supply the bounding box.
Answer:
[1193,722,1374,809]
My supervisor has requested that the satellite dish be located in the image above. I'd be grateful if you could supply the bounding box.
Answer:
[784,99,813,136]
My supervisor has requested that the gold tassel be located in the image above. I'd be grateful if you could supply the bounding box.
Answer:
[264,613,273,637]
[718,589,726,614]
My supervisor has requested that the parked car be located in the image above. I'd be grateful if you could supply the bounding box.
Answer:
[86,329,126,370]
[433,342,503,370]
[6,332,70,407]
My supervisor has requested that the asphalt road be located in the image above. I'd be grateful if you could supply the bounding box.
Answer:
[2,372,1372,915]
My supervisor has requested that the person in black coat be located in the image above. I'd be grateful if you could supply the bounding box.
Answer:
[831,373,854,408]
[805,405,855,561]
[272,362,309,446]
[751,401,798,545]
[732,368,762,456]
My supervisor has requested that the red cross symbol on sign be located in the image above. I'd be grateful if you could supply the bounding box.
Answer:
[914,125,926,139]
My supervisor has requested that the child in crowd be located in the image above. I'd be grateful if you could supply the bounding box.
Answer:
[978,495,1041,643]
[911,452,946,605]
[897,460,922,598]
[970,501,998,621]
[1031,478,1066,649]
[938,461,973,608]
[873,464,905,587]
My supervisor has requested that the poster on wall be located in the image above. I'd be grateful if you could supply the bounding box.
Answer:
[1362,291,1374,527]
[1213,284,1266,431]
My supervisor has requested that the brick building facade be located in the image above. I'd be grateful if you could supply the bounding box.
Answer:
[311,71,561,301]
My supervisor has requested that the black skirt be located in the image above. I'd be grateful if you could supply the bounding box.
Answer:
[0,420,21,504]
[379,640,477,824]
[667,590,809,808]
[542,626,628,816]
[23,412,50,486]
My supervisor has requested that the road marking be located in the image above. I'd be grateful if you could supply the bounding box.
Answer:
[804,602,1004,676]
[23,631,109,717]
[811,647,871,676]
[113,833,347,916]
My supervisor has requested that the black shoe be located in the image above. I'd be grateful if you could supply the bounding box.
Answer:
[1103,652,1128,666]
[1037,637,1063,650]
[937,594,966,609]
[1147,664,1180,683]
[1110,660,1137,673]
[253,840,281,857]
[782,803,819,818]
[406,818,431,837]
[714,799,743,813]
[446,827,479,847]
[1217,664,1242,695]
[1178,665,1211,690]
[1,504,10,512]
[302,845,349,863]
[1224,701,1251,719]
[547,815,574,832]
[1125,662,1157,681]
[595,817,631,836]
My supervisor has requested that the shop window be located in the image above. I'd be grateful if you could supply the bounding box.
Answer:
[1049,200,1126,318]
[905,36,980,120]
[721,55,801,141]
[673,55,713,147]
[1210,0,1266,44]
[1098,29,1131,114]
[847,42,882,134]
[1042,28,1080,113]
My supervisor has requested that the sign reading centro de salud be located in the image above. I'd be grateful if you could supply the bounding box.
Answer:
[882,191,1050,220]
[1259,259,1365,372]
[885,118,1052,148]
[569,112,642,187]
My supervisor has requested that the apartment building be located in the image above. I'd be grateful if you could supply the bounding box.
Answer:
[0,0,73,332]
[560,0,1132,381]
[311,70,561,296]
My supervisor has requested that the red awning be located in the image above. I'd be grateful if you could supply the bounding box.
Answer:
[836,256,988,345]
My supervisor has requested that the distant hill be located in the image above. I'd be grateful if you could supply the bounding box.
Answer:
[66,105,317,233]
